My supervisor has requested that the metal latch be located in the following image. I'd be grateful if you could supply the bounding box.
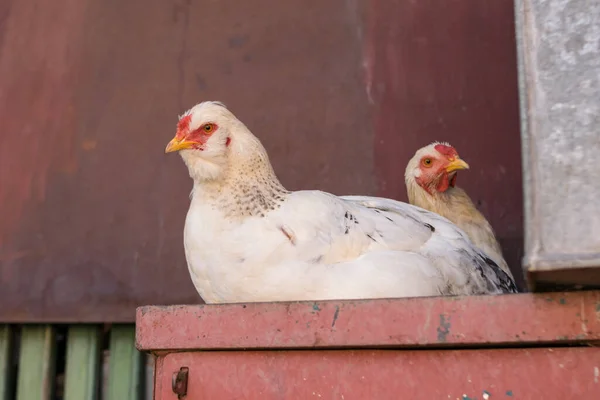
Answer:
[172,366,189,399]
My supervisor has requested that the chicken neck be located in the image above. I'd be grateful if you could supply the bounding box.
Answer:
[189,146,290,219]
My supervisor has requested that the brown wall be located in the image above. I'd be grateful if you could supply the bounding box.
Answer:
[0,0,523,322]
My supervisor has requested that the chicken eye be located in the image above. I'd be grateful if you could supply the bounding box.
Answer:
[422,158,432,167]
[202,123,215,133]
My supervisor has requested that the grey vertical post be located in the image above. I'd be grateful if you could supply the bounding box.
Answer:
[515,0,600,289]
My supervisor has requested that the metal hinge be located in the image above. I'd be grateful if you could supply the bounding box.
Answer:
[172,366,189,399]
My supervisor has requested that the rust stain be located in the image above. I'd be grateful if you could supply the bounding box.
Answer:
[81,139,97,151]
[331,305,340,328]
[580,298,589,333]
[436,314,451,342]
[0,0,85,250]
[0,249,33,263]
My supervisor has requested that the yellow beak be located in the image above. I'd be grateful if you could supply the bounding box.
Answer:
[165,137,194,153]
[445,158,470,173]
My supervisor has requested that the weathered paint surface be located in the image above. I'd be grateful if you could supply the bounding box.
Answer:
[0,0,372,322]
[154,348,600,399]
[366,0,524,287]
[0,0,523,322]
[516,0,600,286]
[136,291,600,351]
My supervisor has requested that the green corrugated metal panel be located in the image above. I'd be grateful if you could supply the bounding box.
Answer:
[4,324,148,400]
[107,325,144,400]
[144,354,154,400]
[16,325,56,400]
[64,325,102,400]
[0,326,15,400]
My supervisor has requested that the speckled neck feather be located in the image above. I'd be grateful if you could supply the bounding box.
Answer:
[190,138,290,218]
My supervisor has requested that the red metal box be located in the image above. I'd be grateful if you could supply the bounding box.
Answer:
[137,292,600,399]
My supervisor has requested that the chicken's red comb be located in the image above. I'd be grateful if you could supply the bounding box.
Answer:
[434,143,458,157]
[177,115,192,133]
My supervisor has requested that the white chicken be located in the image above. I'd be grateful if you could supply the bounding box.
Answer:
[165,101,517,304]
[404,142,514,279]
